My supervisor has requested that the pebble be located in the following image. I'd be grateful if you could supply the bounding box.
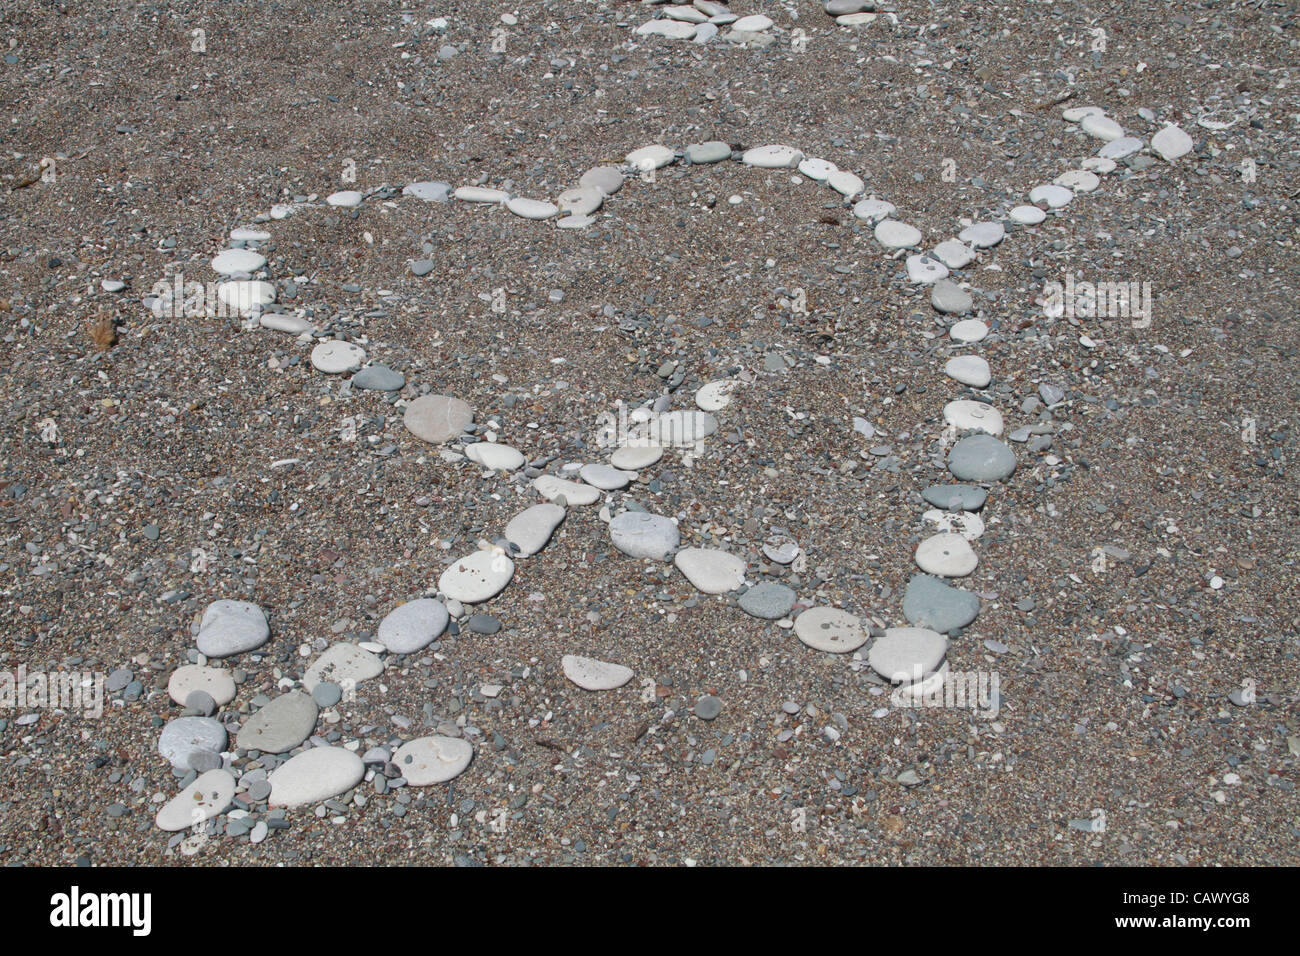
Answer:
[453,186,509,203]
[237,691,319,754]
[158,717,227,770]
[312,682,343,708]
[533,474,601,506]
[733,14,774,31]
[793,606,867,653]
[915,533,978,577]
[394,736,474,785]
[579,166,624,195]
[403,181,452,203]
[556,186,604,215]
[404,395,474,444]
[694,379,739,411]
[217,280,275,314]
[947,434,1017,481]
[155,769,236,832]
[168,665,236,707]
[674,548,747,594]
[1151,124,1193,161]
[874,219,922,249]
[196,600,269,658]
[377,599,449,654]
[694,696,723,720]
[738,581,797,620]
[1055,169,1100,193]
[439,550,515,603]
[625,144,676,171]
[944,400,1003,436]
[1080,114,1123,141]
[261,314,315,335]
[352,364,405,391]
[636,19,697,40]
[903,575,981,633]
[230,227,271,242]
[562,655,634,691]
[797,157,837,180]
[325,190,364,207]
[922,509,985,541]
[932,239,975,269]
[1009,204,1047,225]
[302,642,384,692]
[466,442,525,471]
[852,199,895,223]
[580,463,636,490]
[931,279,973,314]
[921,483,987,511]
[868,627,948,684]
[741,144,804,169]
[906,254,949,284]
[1028,184,1073,208]
[311,341,366,374]
[949,319,988,344]
[611,444,664,470]
[957,222,1005,248]
[1098,136,1144,160]
[685,141,732,164]
[185,690,217,716]
[762,535,800,564]
[827,169,865,197]
[268,747,365,807]
[211,249,266,275]
[609,511,680,560]
[944,355,991,388]
[504,503,567,556]
[506,197,559,220]
[646,410,718,447]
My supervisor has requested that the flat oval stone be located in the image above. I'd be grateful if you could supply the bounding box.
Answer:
[439,550,515,603]
[261,314,315,335]
[738,581,797,620]
[647,410,718,447]
[916,533,978,577]
[868,627,948,684]
[626,144,675,171]
[1080,114,1123,141]
[302,643,383,694]
[1028,184,1073,208]
[466,442,525,471]
[580,166,624,195]
[230,227,271,242]
[958,222,1005,248]
[168,665,237,707]
[504,503,566,556]
[377,599,449,653]
[311,340,366,374]
[609,511,679,560]
[932,239,975,269]
[454,186,509,203]
[922,508,985,541]
[741,144,804,169]
[1151,124,1193,161]
[826,0,872,13]
[556,214,596,229]
[948,434,1017,481]
[1054,169,1100,192]
[733,13,774,30]
[211,249,266,275]
[798,157,837,180]
[906,254,949,284]
[635,18,697,39]
[827,168,864,197]
[393,736,473,785]
[556,186,604,215]
[695,379,739,411]
[404,395,474,444]
[506,197,559,220]
[1009,204,1047,224]
[945,355,991,388]
[1062,105,1105,122]
[875,219,922,249]
[1081,156,1117,174]
[196,600,269,658]
[268,747,365,807]
[156,769,236,832]
[932,279,973,314]
[533,474,601,505]
[237,691,319,754]
[685,141,732,164]
[325,190,364,207]
[562,655,634,691]
[352,364,405,391]
[1098,136,1144,160]
[852,198,895,223]
[159,717,227,769]
[794,606,867,653]
[943,399,1003,435]
[611,443,664,470]
[892,661,950,705]
[949,319,988,343]
[903,575,981,634]
[580,462,635,490]
[837,11,877,23]
[674,548,746,594]
[403,181,452,202]
[217,280,275,314]
[921,484,988,511]
[664,6,709,24]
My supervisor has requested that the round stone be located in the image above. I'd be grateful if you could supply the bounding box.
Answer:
[794,606,867,653]
[268,747,365,807]
[377,599,449,653]
[762,535,800,564]
[466,442,525,471]
[625,144,676,171]
[506,197,559,220]
[504,503,567,556]
[868,627,948,684]
[403,181,452,202]
[906,254,949,284]
[562,655,634,691]
[852,198,895,223]
[236,691,319,754]
[454,186,509,203]
[674,548,746,594]
[211,249,266,275]
[611,443,664,470]
[1062,105,1105,122]
[874,219,922,249]
[325,190,364,207]
[949,319,988,343]
[184,690,217,716]
[1151,124,1193,161]
[352,364,405,391]
[932,239,975,269]
[685,141,732,164]
[393,736,473,785]
[312,682,343,708]
[439,550,515,603]
[579,463,635,490]
[1054,169,1100,192]
[892,661,950,705]
[1081,157,1117,174]
[556,186,604,215]
[168,665,236,707]
[741,144,804,169]
[636,18,697,39]
[903,575,981,634]
[196,600,269,658]
[921,484,988,511]
[932,279,973,314]
[694,696,723,720]
[158,717,227,770]
[217,280,275,314]
[579,166,624,195]
[943,400,1004,435]
[1009,204,1047,225]
[945,355,991,388]
[1028,184,1073,208]
[1080,114,1123,141]
[646,410,719,447]
[916,533,978,577]
[948,434,1017,481]
[609,511,680,560]
[404,395,474,444]
[311,340,366,374]
[958,221,1005,248]
[733,14,774,31]
[827,169,864,197]
[155,769,236,832]
[738,581,797,620]
[798,157,837,180]
[303,642,384,693]
[533,474,601,505]
[695,379,739,411]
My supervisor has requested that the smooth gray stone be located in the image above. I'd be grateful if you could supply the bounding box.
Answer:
[377,599,449,654]
[410,259,435,277]
[236,691,319,755]
[695,695,722,720]
[1039,384,1065,406]
[738,581,797,620]
[931,279,973,315]
[903,575,981,634]
[196,600,269,658]
[184,690,217,716]
[403,181,452,202]
[158,717,227,769]
[921,484,988,511]
[685,141,731,164]
[352,364,405,391]
[404,395,474,444]
[826,0,873,13]
[948,434,1017,482]
[609,511,679,560]
[312,682,343,708]
[504,503,566,557]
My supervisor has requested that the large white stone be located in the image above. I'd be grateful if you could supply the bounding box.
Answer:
[556,186,604,216]
[1151,124,1193,161]
[504,503,566,556]
[922,509,986,541]
[741,144,804,169]
[158,717,227,769]
[1028,184,1073,208]
[579,463,635,490]
[906,254,949,284]
[303,642,384,692]
[868,627,949,684]
[733,14,774,31]
[268,746,365,807]
[609,511,679,560]
[945,355,991,388]
[439,550,515,603]
[196,600,269,658]
[377,599,449,653]
[798,157,838,181]
[562,654,634,691]
[454,186,510,203]
[915,533,978,577]
[217,280,275,314]
[852,198,895,223]
[794,606,868,653]
[1080,114,1123,141]
[506,197,559,220]
[1098,136,1144,160]
[694,380,739,411]
[611,444,664,470]
[1009,204,1047,225]
[932,240,975,269]
[393,736,473,785]
[261,314,315,335]
[155,769,236,832]
[635,19,697,39]
[647,410,718,447]
[211,249,266,275]
[958,222,1005,248]
[1054,169,1100,193]
[465,442,525,471]
[404,395,474,444]
[949,320,989,344]
[167,665,237,707]
[533,474,601,505]
[874,219,922,249]
[311,340,366,374]
[827,169,864,197]
[944,400,1004,435]
[674,547,746,594]
[626,144,676,171]
[326,190,364,207]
